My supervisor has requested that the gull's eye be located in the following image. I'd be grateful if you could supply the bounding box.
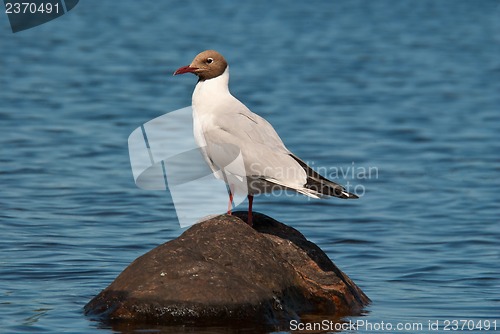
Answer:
[206,58,214,64]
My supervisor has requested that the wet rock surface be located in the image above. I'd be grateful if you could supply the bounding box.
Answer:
[84,212,370,326]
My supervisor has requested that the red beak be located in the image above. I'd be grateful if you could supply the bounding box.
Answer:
[173,65,198,76]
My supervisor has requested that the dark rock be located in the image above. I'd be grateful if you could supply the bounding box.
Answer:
[84,212,369,327]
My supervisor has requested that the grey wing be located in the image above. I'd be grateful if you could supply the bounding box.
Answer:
[203,101,359,199]
[203,104,309,190]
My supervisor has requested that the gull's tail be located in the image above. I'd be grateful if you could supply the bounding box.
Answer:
[290,154,359,199]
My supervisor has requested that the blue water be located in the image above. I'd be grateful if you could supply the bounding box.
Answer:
[1,1,499,333]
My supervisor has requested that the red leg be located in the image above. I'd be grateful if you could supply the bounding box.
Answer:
[247,195,253,226]
[227,186,234,215]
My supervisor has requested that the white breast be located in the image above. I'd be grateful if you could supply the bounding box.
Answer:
[192,67,233,174]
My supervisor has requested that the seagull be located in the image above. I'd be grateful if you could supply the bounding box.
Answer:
[174,50,358,226]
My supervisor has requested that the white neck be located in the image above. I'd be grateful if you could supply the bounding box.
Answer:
[192,66,231,111]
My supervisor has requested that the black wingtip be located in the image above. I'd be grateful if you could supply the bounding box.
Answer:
[338,189,359,199]
[346,192,359,199]
[289,153,361,200]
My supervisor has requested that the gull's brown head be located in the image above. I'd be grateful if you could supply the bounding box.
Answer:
[173,50,228,81]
